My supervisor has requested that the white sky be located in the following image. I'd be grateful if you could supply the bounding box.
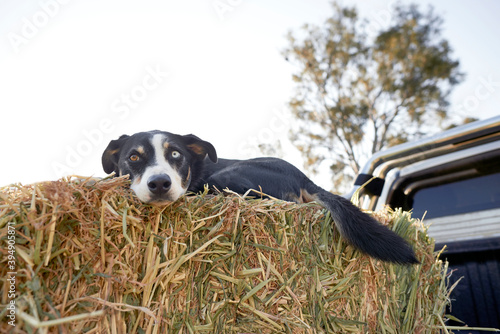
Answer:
[1,0,499,188]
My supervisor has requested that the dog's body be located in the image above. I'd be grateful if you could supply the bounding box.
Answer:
[102,130,418,264]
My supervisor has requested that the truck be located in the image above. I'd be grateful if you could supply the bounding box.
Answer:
[348,116,500,332]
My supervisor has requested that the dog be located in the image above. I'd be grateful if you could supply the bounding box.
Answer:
[102,130,418,264]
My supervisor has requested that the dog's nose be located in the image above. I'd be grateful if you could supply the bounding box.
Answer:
[147,174,172,195]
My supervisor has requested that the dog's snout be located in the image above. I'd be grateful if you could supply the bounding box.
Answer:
[147,174,172,195]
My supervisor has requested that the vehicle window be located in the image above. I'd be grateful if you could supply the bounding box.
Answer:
[410,172,500,219]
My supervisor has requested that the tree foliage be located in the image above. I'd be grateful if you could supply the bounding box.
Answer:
[283,2,464,190]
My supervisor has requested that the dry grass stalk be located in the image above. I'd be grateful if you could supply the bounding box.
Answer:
[1,176,454,333]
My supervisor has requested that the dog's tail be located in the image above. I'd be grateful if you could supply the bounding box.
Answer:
[312,187,419,264]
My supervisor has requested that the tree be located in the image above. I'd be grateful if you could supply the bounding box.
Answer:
[283,2,464,191]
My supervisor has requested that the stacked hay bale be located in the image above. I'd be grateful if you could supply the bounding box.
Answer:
[1,176,453,333]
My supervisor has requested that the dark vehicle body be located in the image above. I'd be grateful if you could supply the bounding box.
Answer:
[349,116,500,332]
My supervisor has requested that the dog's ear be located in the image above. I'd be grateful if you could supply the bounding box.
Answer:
[102,135,130,174]
[182,134,217,163]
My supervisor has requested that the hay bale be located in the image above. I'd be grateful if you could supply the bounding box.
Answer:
[1,176,453,333]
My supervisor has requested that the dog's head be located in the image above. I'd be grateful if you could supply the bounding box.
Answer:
[102,131,217,204]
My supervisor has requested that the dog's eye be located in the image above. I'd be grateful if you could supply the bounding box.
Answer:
[129,154,140,162]
[171,151,181,159]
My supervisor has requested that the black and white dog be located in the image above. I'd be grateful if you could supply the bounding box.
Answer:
[102,130,418,264]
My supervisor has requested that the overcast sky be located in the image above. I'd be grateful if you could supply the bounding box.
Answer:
[1,0,499,188]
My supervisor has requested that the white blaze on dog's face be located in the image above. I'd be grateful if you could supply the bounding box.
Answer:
[102,131,217,205]
[130,133,187,203]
